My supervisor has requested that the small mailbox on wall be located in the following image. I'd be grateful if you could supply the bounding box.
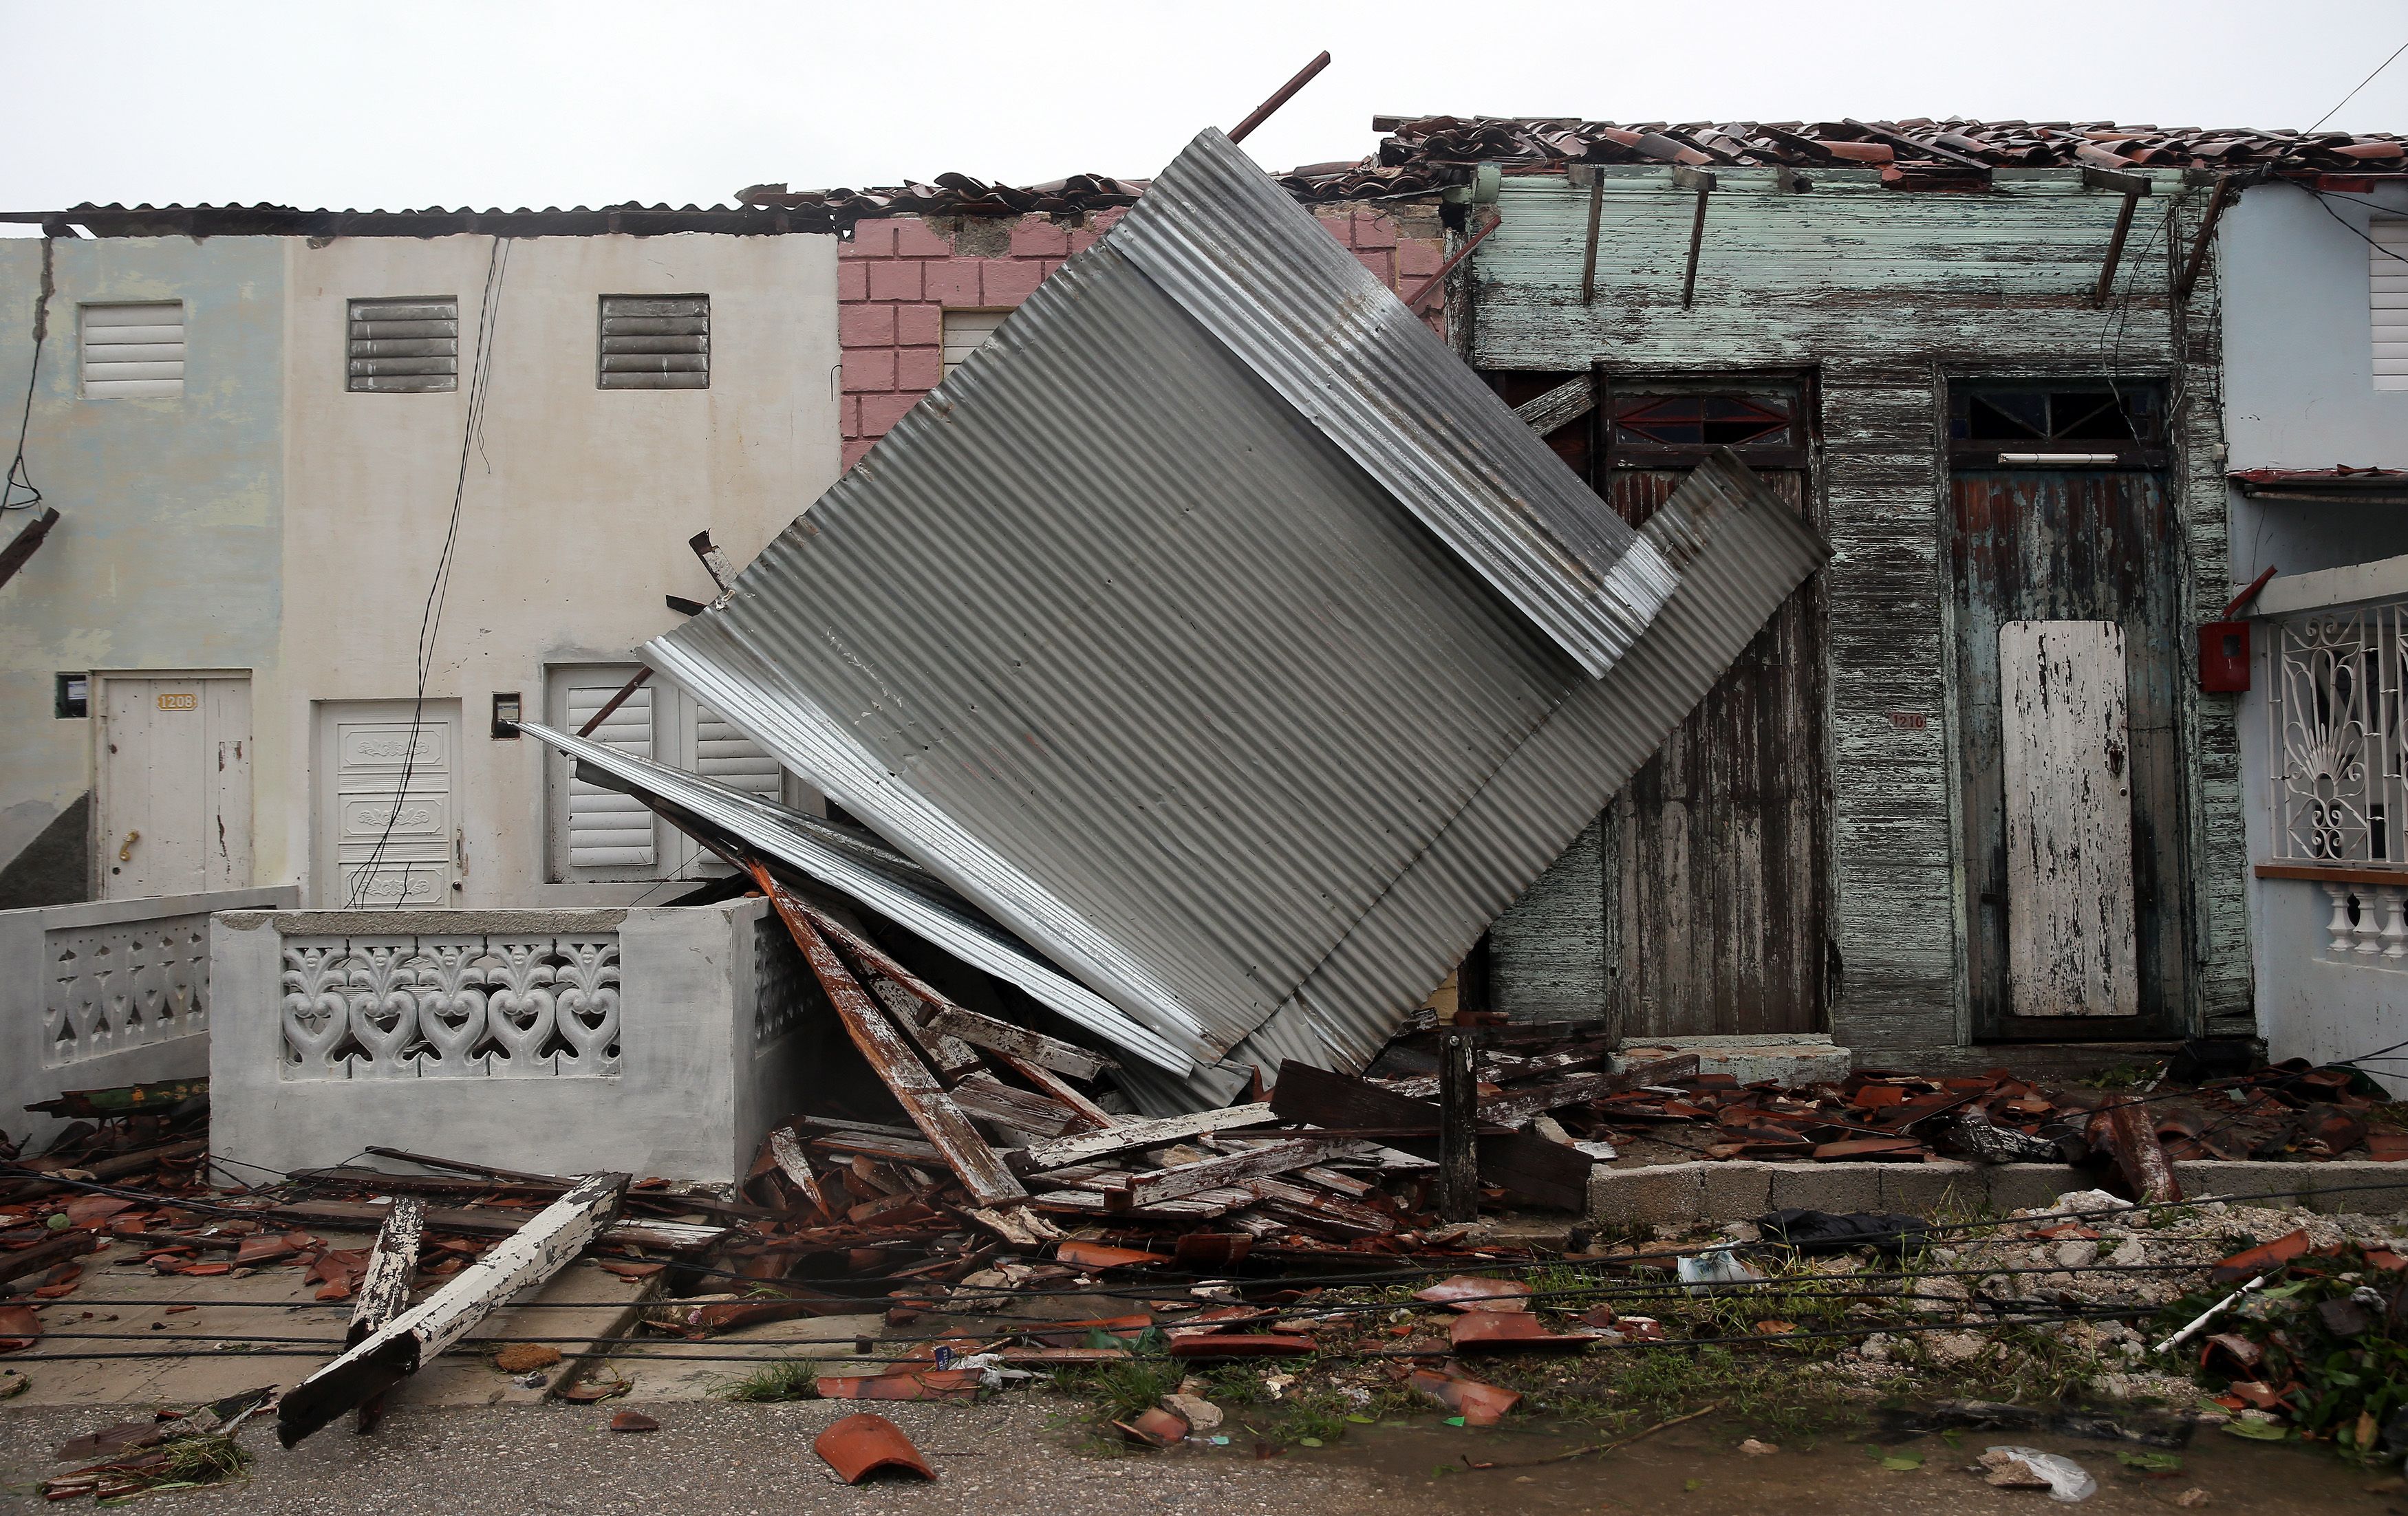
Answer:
[2198,620,2250,692]
[2200,566,2277,694]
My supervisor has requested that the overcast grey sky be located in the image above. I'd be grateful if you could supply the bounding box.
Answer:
[3,0,2405,219]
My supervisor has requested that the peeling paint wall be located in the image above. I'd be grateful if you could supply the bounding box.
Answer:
[1472,168,2248,1060]
[0,237,286,907]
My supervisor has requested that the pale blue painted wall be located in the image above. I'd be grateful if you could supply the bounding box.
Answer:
[0,237,284,901]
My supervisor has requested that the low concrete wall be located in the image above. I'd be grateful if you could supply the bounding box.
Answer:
[1,886,299,1153]
[1587,1158,2408,1229]
[210,898,817,1183]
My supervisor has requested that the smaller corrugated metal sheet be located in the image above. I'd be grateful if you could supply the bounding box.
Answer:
[515,720,1194,1075]
[1113,131,1673,679]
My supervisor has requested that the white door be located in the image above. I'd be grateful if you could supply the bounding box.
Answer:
[2000,620,2139,1018]
[98,675,251,900]
[316,702,458,908]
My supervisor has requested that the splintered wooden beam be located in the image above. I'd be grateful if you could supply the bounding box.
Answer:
[347,1197,424,1433]
[1673,166,1716,310]
[2084,166,2151,307]
[1016,1103,1278,1173]
[951,1072,1082,1138]
[277,1172,628,1449]
[751,865,1027,1209]
[867,971,986,1084]
[1103,1137,1355,1211]
[797,897,1111,1081]
[1513,373,1598,437]
[1474,1055,1701,1129]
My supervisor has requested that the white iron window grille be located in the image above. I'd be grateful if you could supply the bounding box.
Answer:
[2269,602,2408,863]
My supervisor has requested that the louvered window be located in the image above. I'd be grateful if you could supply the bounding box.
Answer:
[563,683,658,869]
[599,294,709,390]
[80,302,184,399]
[2376,219,2408,393]
[548,669,788,882]
[348,296,458,393]
[942,308,1008,378]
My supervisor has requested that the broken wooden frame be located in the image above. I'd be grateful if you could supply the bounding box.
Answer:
[277,1171,630,1447]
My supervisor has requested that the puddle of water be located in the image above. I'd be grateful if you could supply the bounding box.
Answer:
[1240,1414,2405,1515]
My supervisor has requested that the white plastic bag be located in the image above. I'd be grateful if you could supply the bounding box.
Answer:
[1980,1446,2097,1503]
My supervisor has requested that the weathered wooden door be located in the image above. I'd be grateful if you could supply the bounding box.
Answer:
[315,702,458,908]
[97,675,251,899]
[1948,385,2189,1038]
[1602,385,1831,1039]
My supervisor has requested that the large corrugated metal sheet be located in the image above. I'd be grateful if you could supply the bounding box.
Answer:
[634,129,1829,1109]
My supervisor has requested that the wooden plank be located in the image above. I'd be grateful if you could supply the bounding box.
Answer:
[1512,373,1597,437]
[950,1072,1081,1138]
[797,898,1110,1079]
[751,866,1027,1207]
[1103,1138,1353,1210]
[347,1197,423,1433]
[991,1049,1117,1131]
[1438,1030,1478,1223]
[277,1173,628,1448]
[1999,620,2138,1017]
[1475,1054,1701,1127]
[1017,1103,1278,1173]
[1268,1061,1593,1210]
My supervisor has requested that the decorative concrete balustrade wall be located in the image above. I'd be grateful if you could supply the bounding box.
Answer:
[0,887,300,1152]
[210,898,819,1182]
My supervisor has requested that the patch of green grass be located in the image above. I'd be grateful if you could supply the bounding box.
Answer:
[1047,1357,1183,1425]
[719,1358,821,1402]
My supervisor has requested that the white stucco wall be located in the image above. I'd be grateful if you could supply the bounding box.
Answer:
[2222,179,2408,474]
[272,232,840,905]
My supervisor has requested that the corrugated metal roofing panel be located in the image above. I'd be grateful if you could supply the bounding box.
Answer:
[515,719,1194,1074]
[1112,131,1674,678]
[637,130,1827,1107]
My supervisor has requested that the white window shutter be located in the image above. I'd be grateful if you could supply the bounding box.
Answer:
[941,309,1009,378]
[2376,219,2408,392]
[83,302,185,398]
[564,684,656,867]
[694,708,781,802]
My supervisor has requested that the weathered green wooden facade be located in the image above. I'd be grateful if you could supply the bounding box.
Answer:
[1470,166,2251,1065]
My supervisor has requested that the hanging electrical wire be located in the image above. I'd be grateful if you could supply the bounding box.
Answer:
[345,236,510,907]
[3,235,54,515]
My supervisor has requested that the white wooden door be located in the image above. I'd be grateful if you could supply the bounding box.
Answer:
[1999,620,2138,1018]
[317,702,458,908]
[98,675,251,900]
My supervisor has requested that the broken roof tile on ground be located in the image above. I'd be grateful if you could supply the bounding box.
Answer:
[528,128,1827,1109]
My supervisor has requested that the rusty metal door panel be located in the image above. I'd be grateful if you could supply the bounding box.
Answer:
[1950,470,2190,1039]
[1609,470,1830,1039]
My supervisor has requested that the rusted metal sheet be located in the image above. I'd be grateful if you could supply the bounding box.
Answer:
[1950,465,2191,1039]
[1999,620,2138,1017]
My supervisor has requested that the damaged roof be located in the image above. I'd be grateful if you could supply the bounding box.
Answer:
[1278,116,2408,199]
[577,127,1823,1109]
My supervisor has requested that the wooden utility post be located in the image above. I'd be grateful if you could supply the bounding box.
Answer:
[1437,1028,1479,1222]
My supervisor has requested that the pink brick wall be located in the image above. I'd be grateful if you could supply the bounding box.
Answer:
[838,205,1452,469]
